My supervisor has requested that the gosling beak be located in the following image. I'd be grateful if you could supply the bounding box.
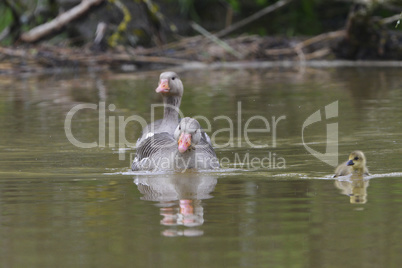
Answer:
[155,78,170,93]
[347,160,354,166]
[178,133,192,153]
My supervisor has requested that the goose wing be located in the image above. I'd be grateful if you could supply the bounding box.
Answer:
[132,132,176,171]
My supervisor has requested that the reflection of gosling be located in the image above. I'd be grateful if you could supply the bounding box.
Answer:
[334,151,370,177]
[334,177,369,204]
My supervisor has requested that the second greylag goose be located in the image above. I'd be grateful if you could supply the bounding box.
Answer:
[132,117,219,171]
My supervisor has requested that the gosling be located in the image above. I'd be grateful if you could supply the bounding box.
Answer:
[333,151,370,177]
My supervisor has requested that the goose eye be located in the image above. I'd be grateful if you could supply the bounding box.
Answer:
[179,126,181,130]
[172,77,176,80]
[354,156,359,160]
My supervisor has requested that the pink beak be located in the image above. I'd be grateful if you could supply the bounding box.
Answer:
[155,78,170,93]
[178,133,192,153]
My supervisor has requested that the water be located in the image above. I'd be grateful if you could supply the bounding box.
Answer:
[1,67,402,267]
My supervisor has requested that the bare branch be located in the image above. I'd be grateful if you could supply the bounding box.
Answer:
[216,0,292,38]
[20,0,105,43]
[381,12,402,25]
[190,22,244,59]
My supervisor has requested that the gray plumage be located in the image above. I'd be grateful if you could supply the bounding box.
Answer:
[132,117,219,171]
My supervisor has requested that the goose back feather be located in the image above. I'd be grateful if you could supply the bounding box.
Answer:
[132,118,219,171]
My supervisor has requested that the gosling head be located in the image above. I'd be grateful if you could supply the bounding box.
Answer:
[155,71,183,97]
[174,117,202,154]
[346,151,367,173]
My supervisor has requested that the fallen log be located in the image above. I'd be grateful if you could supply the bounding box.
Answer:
[20,0,105,43]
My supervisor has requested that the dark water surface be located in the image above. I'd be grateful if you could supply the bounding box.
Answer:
[1,68,402,267]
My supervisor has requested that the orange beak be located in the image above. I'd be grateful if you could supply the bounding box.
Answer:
[155,78,170,93]
[178,133,192,153]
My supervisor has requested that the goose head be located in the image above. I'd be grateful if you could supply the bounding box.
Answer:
[174,117,202,154]
[346,151,367,172]
[155,71,183,97]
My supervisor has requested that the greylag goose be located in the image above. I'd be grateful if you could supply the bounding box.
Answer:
[132,117,219,171]
[136,71,213,147]
[137,71,183,145]
[333,150,370,177]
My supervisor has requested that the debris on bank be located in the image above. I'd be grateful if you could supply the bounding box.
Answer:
[1,1,401,74]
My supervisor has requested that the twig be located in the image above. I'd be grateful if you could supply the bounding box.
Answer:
[20,0,105,42]
[135,35,204,55]
[216,0,292,38]
[381,12,402,25]
[294,30,345,50]
[0,27,10,42]
[94,22,107,45]
[0,46,27,57]
[304,48,331,60]
[190,22,244,59]
[264,30,344,59]
[93,54,191,65]
[265,47,294,55]
[294,45,305,62]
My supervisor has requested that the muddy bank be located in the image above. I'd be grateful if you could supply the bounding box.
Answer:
[1,31,402,75]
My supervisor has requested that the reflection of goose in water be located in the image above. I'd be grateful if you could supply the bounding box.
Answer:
[134,172,218,237]
[334,175,369,204]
